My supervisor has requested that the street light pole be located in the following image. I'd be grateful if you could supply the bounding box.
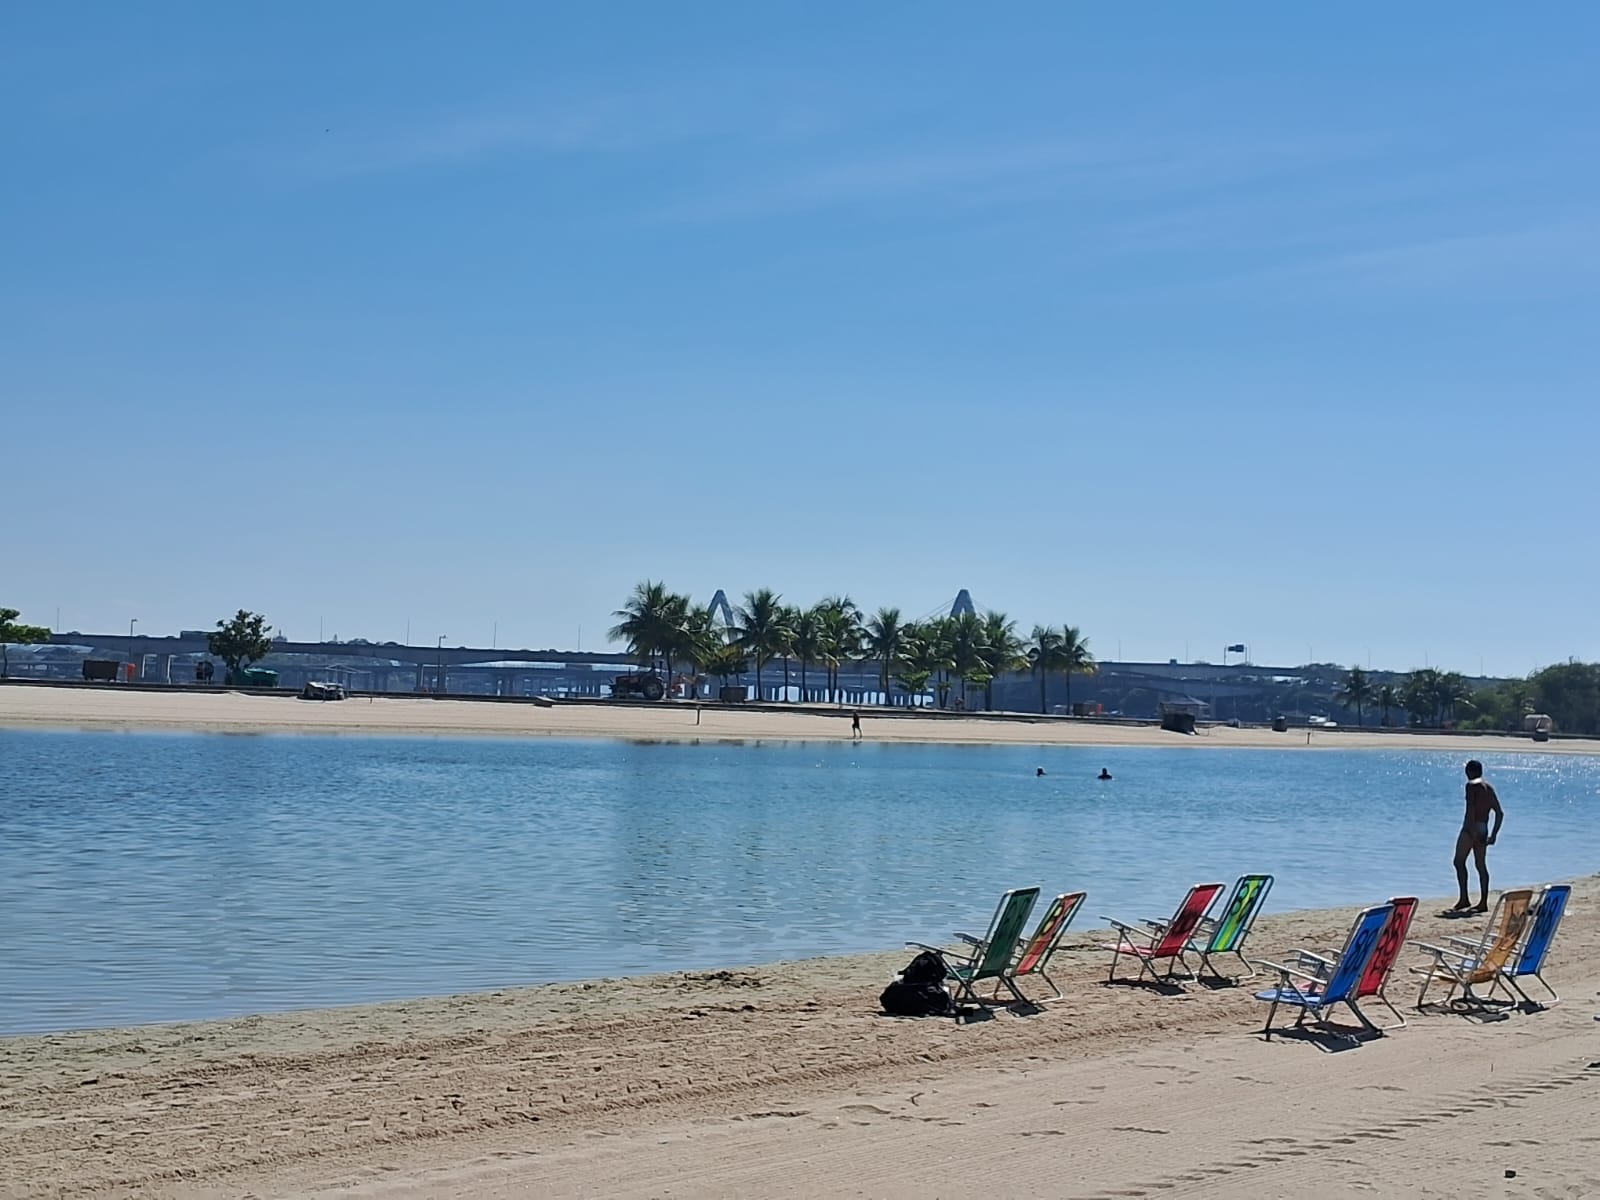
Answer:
[436,635,447,696]
[128,618,138,681]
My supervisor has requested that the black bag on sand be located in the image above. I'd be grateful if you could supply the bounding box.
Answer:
[880,951,955,1017]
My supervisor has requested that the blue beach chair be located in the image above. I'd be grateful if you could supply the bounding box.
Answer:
[1496,883,1570,1006]
[1253,903,1394,1041]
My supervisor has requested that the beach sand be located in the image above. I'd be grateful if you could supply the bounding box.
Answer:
[4,878,1598,1198]
[1,683,1594,754]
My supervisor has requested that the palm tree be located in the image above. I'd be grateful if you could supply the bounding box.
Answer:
[978,611,1025,711]
[674,603,724,697]
[1437,671,1473,726]
[1058,625,1095,713]
[1375,683,1399,727]
[702,642,749,692]
[1401,668,1443,726]
[608,581,687,672]
[947,611,987,705]
[789,606,824,704]
[815,597,863,703]
[1336,665,1373,727]
[863,606,906,706]
[1028,624,1064,714]
[734,589,791,702]
[899,624,949,707]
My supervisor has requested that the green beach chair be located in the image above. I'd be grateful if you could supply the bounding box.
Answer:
[1192,873,1274,979]
[911,886,1041,1006]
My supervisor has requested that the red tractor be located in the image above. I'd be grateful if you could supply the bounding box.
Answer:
[611,668,667,702]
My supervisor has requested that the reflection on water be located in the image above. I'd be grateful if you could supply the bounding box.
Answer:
[1,729,1596,1034]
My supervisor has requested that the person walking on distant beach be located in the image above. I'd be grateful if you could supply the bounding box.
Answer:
[1452,759,1504,913]
[850,710,862,740]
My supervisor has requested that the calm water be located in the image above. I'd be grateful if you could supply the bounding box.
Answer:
[2,730,1597,1035]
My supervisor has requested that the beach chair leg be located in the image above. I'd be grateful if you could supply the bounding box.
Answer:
[1037,969,1066,1003]
[1107,946,1124,982]
[1261,998,1280,1040]
[1528,972,1560,1005]
[1347,999,1382,1039]
[1235,949,1258,979]
[1375,990,1408,1030]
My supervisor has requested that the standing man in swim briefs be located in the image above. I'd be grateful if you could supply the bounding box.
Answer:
[1452,759,1504,913]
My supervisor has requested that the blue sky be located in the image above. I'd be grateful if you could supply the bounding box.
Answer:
[5,5,1597,674]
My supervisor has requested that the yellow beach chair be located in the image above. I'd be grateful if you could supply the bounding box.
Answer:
[1410,888,1534,1009]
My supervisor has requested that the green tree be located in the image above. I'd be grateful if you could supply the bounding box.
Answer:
[1029,624,1095,713]
[734,589,791,702]
[1335,665,1373,726]
[901,623,952,707]
[1374,683,1400,727]
[863,606,907,706]
[815,596,862,703]
[0,607,51,678]
[978,611,1026,711]
[1531,661,1600,736]
[1058,625,1096,713]
[608,581,689,673]
[702,642,749,691]
[789,606,824,704]
[208,610,275,681]
[947,611,988,705]
[1027,625,1063,713]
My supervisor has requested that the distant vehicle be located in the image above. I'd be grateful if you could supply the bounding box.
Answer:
[299,681,346,701]
[82,659,121,682]
[612,669,667,702]
[1307,715,1338,728]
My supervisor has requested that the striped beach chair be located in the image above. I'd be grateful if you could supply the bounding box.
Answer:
[1254,902,1394,1041]
[1102,882,1225,985]
[1411,888,1535,1009]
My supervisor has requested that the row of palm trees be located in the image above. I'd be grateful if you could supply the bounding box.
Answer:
[1334,665,1476,727]
[608,582,1096,711]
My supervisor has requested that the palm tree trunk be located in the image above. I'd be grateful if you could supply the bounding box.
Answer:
[800,659,808,704]
[755,659,764,701]
[1038,669,1047,714]
[880,659,890,706]
[1064,670,1072,715]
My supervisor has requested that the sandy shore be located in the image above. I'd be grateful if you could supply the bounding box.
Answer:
[2,683,1594,755]
[3,878,1597,1198]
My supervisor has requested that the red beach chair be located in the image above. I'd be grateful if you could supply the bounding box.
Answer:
[1290,896,1419,1029]
[1102,882,1226,984]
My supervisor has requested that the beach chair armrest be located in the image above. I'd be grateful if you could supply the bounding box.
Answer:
[1254,959,1321,985]
[954,932,983,948]
[1102,918,1142,939]
[1290,950,1335,971]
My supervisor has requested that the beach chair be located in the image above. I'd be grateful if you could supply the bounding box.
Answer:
[1411,888,1535,1009]
[1102,882,1225,984]
[1253,902,1394,1041]
[1006,891,1087,1002]
[1190,873,1274,979]
[1289,896,1418,1029]
[1494,883,1570,1006]
[910,886,1040,1006]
